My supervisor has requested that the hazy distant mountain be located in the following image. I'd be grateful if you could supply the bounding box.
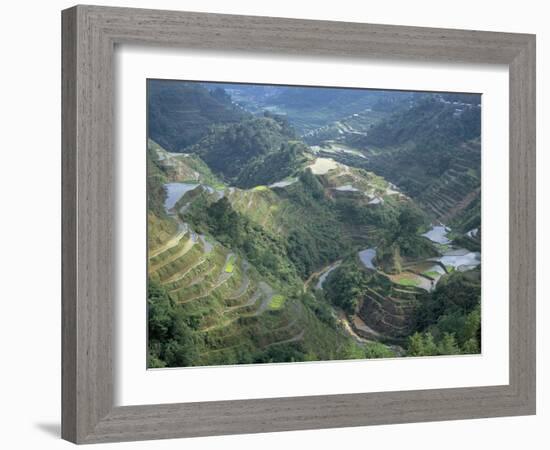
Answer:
[205,82,416,134]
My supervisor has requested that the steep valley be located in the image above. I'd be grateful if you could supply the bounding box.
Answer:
[146,81,482,367]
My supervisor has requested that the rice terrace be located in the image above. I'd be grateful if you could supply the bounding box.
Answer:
[147,80,482,368]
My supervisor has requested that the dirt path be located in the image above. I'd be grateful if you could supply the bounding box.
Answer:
[225,288,261,312]
[335,309,373,344]
[165,257,207,286]
[264,330,305,348]
[226,274,250,300]
[203,286,269,331]
[148,229,187,259]
[148,237,195,273]
[179,271,234,304]
[302,261,381,345]
[303,260,342,292]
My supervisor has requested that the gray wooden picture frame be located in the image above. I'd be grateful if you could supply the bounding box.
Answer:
[61,4,536,444]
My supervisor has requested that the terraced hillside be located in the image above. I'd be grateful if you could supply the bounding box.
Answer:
[319,247,429,347]
[147,141,390,367]
[206,83,414,135]
[302,109,389,146]
[146,81,482,366]
[148,221,313,366]
[356,274,425,344]
[414,138,480,222]
[321,228,480,351]
[186,114,308,189]
[356,98,480,221]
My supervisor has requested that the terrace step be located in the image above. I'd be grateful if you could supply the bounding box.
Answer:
[148,226,193,258]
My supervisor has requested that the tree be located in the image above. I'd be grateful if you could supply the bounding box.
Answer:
[422,332,439,356]
[206,197,241,244]
[408,332,425,356]
[464,305,481,343]
[147,281,200,367]
[438,333,460,355]
[323,264,366,314]
[300,168,325,200]
[397,202,424,236]
[463,338,480,354]
[408,332,438,356]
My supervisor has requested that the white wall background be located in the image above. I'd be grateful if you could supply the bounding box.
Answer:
[0,0,546,448]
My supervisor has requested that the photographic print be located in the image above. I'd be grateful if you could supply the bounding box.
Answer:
[147,80,482,368]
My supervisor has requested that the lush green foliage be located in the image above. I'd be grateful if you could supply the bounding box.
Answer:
[148,281,201,368]
[343,97,481,231]
[281,171,350,278]
[188,115,306,188]
[187,196,299,284]
[450,193,481,233]
[353,96,481,150]
[409,270,481,355]
[147,81,482,367]
[236,140,308,188]
[336,197,434,270]
[147,80,246,152]
[323,262,368,314]
[269,294,286,310]
[146,146,169,218]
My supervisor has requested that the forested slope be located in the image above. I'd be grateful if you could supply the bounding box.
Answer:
[147,141,393,367]
[343,95,482,223]
[148,80,246,152]
[146,82,482,367]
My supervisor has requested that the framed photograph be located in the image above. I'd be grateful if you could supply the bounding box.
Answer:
[62,5,536,444]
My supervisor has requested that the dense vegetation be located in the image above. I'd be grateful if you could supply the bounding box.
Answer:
[146,80,482,367]
[148,279,377,366]
[335,197,435,272]
[450,193,481,233]
[351,96,481,151]
[148,281,201,368]
[183,169,349,281]
[343,97,480,185]
[147,146,169,218]
[148,80,245,152]
[279,170,350,278]
[409,270,481,355]
[331,96,482,225]
[323,261,368,314]
[186,195,300,284]
[188,114,307,188]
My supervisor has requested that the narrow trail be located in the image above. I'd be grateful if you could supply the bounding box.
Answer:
[336,309,373,344]
[148,237,195,273]
[302,260,378,346]
[264,330,305,348]
[225,288,261,312]
[226,275,250,301]
[165,257,207,286]
[149,230,187,259]
[178,272,234,304]
[303,260,342,292]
